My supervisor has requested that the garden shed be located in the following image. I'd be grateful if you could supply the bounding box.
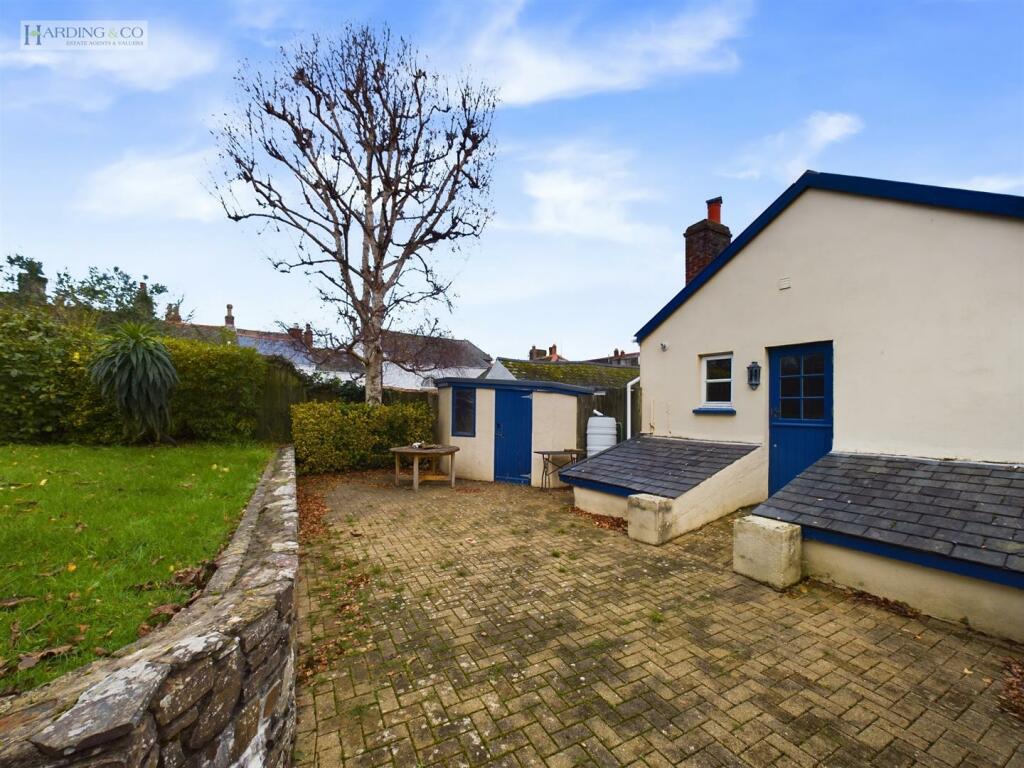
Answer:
[436,378,593,487]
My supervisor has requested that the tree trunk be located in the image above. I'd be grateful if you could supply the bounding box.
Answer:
[364,313,384,405]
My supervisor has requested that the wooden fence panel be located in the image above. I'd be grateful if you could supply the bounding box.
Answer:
[575,384,642,451]
[256,360,308,442]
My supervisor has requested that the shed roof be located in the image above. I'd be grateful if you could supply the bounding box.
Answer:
[498,358,640,388]
[754,452,1024,586]
[559,435,758,498]
[435,377,594,396]
[636,171,1024,343]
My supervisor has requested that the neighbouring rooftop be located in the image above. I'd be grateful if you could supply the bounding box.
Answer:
[560,435,759,498]
[498,357,641,389]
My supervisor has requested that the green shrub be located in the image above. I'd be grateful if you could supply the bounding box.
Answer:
[91,323,178,442]
[291,401,433,474]
[0,305,270,443]
[164,338,267,441]
[0,305,117,443]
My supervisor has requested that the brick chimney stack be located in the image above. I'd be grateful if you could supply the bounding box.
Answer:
[224,304,234,328]
[287,324,302,342]
[529,345,545,360]
[303,323,313,348]
[684,196,732,285]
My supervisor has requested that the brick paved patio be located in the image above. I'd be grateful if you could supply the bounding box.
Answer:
[294,474,1024,767]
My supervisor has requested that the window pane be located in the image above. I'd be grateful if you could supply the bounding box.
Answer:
[781,399,800,418]
[705,381,731,403]
[453,389,475,434]
[706,357,731,380]
[781,355,799,375]
[781,377,800,397]
[803,353,825,375]
[803,375,824,397]
[804,398,825,419]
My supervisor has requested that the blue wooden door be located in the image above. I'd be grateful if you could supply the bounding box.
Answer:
[768,342,833,494]
[494,389,532,484]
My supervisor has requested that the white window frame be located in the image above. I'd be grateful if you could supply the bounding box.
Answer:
[701,353,733,407]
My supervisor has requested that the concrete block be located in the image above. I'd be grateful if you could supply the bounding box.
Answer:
[627,494,675,545]
[733,515,802,590]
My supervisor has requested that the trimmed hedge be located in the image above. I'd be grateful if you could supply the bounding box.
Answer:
[164,338,267,442]
[291,401,433,474]
[0,305,269,443]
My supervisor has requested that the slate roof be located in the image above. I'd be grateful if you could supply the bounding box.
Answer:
[381,330,490,369]
[498,358,640,389]
[754,453,1024,574]
[559,436,758,498]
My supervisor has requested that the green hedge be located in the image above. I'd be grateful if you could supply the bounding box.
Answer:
[164,338,267,442]
[291,401,433,474]
[0,306,269,443]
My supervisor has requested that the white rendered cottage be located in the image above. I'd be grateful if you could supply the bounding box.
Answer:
[561,171,1024,640]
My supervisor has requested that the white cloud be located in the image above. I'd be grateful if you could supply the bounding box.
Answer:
[723,111,865,182]
[76,149,222,222]
[952,174,1024,194]
[0,24,219,103]
[516,142,665,244]
[455,0,750,106]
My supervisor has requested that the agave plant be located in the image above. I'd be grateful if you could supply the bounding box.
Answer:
[90,323,178,442]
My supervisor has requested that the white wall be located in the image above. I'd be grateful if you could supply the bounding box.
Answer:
[640,190,1024,463]
[437,387,495,481]
[530,392,579,487]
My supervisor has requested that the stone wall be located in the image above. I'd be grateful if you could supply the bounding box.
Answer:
[0,448,298,768]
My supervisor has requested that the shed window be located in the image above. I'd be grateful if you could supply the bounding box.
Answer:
[452,387,476,436]
[702,354,732,405]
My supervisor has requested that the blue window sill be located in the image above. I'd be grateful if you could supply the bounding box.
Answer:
[693,407,736,415]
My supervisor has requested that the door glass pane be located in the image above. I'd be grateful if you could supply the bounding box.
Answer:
[706,358,731,379]
[803,375,824,397]
[781,356,799,375]
[804,398,825,419]
[803,353,825,375]
[706,381,731,403]
[781,377,800,397]
[781,399,800,418]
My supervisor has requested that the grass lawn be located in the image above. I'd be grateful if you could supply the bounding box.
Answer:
[0,443,273,694]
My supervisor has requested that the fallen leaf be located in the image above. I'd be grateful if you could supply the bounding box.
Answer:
[38,478,47,486]
[963,668,974,675]
[17,644,73,670]
[66,562,77,573]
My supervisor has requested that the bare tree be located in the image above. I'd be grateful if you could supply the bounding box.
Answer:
[215,25,496,403]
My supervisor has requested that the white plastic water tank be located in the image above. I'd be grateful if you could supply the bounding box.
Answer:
[587,412,617,457]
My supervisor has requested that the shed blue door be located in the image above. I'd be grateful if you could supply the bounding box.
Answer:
[768,342,833,494]
[494,389,532,484]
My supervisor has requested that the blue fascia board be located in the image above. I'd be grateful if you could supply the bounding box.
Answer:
[801,526,1024,590]
[436,377,594,396]
[635,171,1024,343]
[693,407,736,415]
[557,474,635,497]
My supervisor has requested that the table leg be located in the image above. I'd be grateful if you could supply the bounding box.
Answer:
[394,454,400,487]
[450,454,456,488]
[412,457,419,491]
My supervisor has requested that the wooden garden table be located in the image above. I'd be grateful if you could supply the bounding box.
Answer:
[390,445,459,491]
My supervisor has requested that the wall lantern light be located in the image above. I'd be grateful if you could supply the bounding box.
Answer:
[747,361,762,389]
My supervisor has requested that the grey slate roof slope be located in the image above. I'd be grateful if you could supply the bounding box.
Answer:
[754,453,1024,574]
[560,436,758,498]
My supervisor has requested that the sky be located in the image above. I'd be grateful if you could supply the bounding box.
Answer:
[1,0,1022,361]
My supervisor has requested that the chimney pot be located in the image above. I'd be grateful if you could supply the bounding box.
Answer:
[706,196,723,224]
[225,303,235,327]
